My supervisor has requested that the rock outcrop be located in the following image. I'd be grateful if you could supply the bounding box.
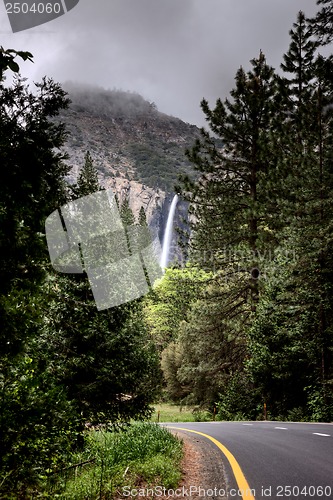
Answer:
[58,83,199,256]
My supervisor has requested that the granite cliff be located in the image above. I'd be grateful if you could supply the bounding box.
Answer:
[58,83,200,252]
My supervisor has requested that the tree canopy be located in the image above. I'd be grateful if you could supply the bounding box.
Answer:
[155,7,333,420]
[0,51,162,495]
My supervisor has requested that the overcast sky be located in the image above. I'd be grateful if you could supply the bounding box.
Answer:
[0,0,322,126]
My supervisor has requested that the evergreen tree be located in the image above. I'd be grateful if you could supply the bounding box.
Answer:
[76,150,100,197]
[119,197,136,256]
[0,76,70,300]
[177,39,333,417]
[181,52,281,311]
[239,12,333,420]
[248,241,333,421]
[279,12,333,408]
[173,53,285,409]
[175,273,253,405]
[281,11,319,108]
[0,51,79,493]
[0,60,70,356]
[120,197,135,227]
[138,205,148,226]
[309,0,333,45]
[45,172,162,426]
[42,275,162,425]
[276,11,321,215]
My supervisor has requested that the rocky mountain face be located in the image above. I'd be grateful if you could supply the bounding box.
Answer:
[58,83,200,254]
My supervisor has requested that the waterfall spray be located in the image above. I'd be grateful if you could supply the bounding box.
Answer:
[160,194,178,269]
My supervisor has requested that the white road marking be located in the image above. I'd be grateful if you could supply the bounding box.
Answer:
[275,426,288,430]
[313,432,330,437]
[243,423,253,426]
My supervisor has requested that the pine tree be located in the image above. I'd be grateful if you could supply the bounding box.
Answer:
[278,11,320,213]
[309,0,333,45]
[280,12,333,403]
[43,277,162,426]
[138,205,148,226]
[172,53,284,411]
[181,52,281,310]
[118,197,135,256]
[120,197,135,227]
[281,12,319,107]
[76,150,100,197]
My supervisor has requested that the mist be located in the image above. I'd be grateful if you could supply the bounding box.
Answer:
[0,0,321,126]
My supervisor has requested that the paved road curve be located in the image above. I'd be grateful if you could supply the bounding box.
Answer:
[165,421,333,500]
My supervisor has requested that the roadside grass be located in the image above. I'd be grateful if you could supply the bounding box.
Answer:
[44,422,183,499]
[150,403,212,423]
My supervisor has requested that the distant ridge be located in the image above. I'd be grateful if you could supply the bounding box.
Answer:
[59,83,200,194]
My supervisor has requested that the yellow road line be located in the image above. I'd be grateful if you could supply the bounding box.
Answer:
[169,427,255,500]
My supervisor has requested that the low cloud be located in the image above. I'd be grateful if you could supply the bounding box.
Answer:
[0,0,320,126]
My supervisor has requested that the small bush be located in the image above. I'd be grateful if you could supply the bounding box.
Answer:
[216,373,262,421]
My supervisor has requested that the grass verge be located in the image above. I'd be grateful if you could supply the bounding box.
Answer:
[44,422,183,499]
[150,403,212,423]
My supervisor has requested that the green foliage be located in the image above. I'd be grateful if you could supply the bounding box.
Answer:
[246,243,333,421]
[129,142,194,192]
[0,46,33,79]
[281,11,319,103]
[42,272,162,426]
[151,268,251,405]
[2,5,333,489]
[161,341,186,401]
[175,275,251,405]
[247,254,309,418]
[42,145,162,427]
[306,385,333,422]
[0,282,84,495]
[216,372,261,421]
[172,9,333,420]
[0,352,80,496]
[181,52,283,316]
[144,265,211,351]
[0,48,163,496]
[0,49,80,495]
[0,75,70,295]
[309,0,333,45]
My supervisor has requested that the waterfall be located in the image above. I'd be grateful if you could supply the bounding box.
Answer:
[160,194,178,269]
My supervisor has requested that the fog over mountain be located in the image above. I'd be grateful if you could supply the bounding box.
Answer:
[0,0,319,126]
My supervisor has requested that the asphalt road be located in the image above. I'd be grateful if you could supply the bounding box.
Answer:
[164,421,333,500]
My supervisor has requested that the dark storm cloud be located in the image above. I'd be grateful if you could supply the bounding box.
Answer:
[0,0,321,126]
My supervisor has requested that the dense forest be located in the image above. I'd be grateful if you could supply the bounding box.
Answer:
[0,49,162,496]
[1,0,333,496]
[147,4,333,421]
